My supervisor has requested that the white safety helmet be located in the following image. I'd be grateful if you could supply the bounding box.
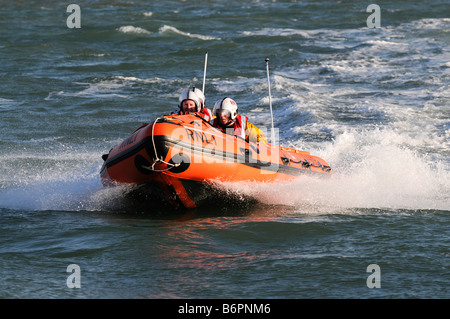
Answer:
[213,97,238,120]
[178,88,205,112]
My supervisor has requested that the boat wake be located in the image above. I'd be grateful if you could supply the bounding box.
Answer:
[0,162,102,212]
[213,128,450,213]
[0,127,448,214]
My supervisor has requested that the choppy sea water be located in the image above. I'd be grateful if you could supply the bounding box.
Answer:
[0,1,449,300]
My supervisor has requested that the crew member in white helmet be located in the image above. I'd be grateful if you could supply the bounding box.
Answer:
[174,87,213,121]
[212,97,268,144]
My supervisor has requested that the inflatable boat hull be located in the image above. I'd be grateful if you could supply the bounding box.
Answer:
[100,114,331,209]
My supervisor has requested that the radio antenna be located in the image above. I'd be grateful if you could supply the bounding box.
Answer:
[202,51,208,94]
[265,58,275,145]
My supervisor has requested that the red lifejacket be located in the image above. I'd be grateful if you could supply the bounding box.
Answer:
[213,114,247,139]
[199,107,213,122]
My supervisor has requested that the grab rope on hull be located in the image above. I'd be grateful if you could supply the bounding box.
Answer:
[144,117,181,172]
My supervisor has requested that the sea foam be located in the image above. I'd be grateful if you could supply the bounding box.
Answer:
[214,127,450,213]
[118,25,151,35]
[159,25,220,40]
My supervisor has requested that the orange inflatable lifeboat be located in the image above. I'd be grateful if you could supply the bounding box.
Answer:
[100,113,332,209]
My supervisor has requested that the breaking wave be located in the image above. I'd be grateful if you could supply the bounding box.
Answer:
[117,25,151,35]
[159,25,221,40]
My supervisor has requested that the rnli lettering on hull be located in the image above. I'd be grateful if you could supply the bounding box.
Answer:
[183,126,261,155]
[184,128,217,146]
[119,132,138,149]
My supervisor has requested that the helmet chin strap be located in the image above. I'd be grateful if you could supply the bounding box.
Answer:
[218,117,235,128]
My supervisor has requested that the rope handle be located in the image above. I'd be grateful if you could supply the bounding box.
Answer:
[147,117,181,172]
